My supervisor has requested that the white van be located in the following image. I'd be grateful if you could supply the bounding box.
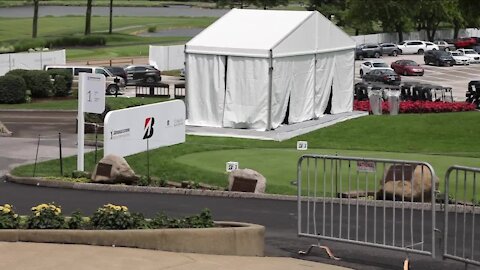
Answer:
[44,65,126,95]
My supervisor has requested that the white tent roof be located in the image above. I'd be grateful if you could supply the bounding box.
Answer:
[186,9,355,58]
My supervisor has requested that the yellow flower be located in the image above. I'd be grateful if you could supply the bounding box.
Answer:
[114,206,121,211]
[31,207,37,211]
[121,206,128,212]
[55,208,61,215]
[35,212,40,217]
[4,204,11,209]
[0,207,3,211]
[2,208,10,214]
[13,214,18,218]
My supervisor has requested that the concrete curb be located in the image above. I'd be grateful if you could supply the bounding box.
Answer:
[5,174,298,201]
[0,221,265,256]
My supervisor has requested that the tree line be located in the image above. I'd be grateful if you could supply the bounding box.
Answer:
[218,0,480,42]
[29,0,480,42]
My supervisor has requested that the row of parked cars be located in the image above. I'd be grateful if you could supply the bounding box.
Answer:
[43,64,162,95]
[355,37,480,59]
[359,47,480,85]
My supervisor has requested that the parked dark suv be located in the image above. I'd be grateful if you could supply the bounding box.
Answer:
[124,65,162,85]
[356,44,382,59]
[424,50,454,66]
[104,66,128,84]
[379,43,400,56]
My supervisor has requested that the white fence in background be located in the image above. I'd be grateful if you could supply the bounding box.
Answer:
[149,45,184,71]
[352,28,480,45]
[0,50,66,76]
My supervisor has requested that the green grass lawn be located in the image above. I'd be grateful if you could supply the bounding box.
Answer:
[0,96,169,110]
[11,111,480,200]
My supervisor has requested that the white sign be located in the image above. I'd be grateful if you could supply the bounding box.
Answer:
[79,73,105,114]
[226,161,239,172]
[297,141,308,150]
[357,161,376,173]
[104,100,186,157]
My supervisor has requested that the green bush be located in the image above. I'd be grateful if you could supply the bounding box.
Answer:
[67,211,90,229]
[147,26,157,33]
[47,68,73,90]
[27,203,66,229]
[13,38,47,52]
[79,36,106,46]
[52,75,69,97]
[149,209,214,229]
[0,75,27,104]
[0,204,19,229]
[46,36,106,48]
[91,204,146,230]
[6,69,53,98]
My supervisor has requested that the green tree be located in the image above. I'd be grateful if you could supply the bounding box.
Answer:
[251,0,288,10]
[32,0,39,38]
[453,0,480,39]
[345,0,414,42]
[85,0,93,35]
[413,0,457,41]
[308,0,347,26]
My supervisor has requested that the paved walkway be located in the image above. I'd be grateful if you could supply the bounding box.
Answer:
[0,242,350,270]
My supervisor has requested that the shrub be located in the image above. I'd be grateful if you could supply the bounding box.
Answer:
[147,26,157,33]
[27,203,66,229]
[149,209,214,229]
[353,100,477,114]
[47,68,73,91]
[67,211,89,229]
[13,38,47,52]
[7,69,53,98]
[0,204,20,229]
[46,36,106,48]
[91,204,146,230]
[52,75,69,97]
[0,75,27,104]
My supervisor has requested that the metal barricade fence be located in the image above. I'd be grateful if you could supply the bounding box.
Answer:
[297,155,437,259]
[443,166,480,267]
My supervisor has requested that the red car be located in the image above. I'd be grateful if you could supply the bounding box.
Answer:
[390,60,424,76]
[454,37,479,49]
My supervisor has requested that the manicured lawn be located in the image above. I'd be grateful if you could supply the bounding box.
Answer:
[11,111,480,200]
[0,96,169,110]
[0,16,216,43]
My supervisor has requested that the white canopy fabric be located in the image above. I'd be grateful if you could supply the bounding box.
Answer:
[185,9,356,131]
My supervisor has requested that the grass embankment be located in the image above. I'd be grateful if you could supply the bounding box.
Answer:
[11,112,480,200]
[0,16,216,60]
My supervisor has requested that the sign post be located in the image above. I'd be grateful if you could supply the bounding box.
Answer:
[77,73,105,171]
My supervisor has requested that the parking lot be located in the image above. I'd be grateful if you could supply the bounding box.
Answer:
[355,54,480,101]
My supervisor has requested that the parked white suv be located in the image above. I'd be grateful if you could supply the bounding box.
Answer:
[397,40,437,55]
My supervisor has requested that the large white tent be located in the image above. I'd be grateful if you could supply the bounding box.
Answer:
[185,9,356,131]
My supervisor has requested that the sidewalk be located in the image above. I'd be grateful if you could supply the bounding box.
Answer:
[0,242,351,270]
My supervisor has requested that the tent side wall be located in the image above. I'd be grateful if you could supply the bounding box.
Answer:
[331,49,355,114]
[185,53,226,127]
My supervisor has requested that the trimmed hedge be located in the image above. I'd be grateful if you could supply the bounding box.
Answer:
[0,75,27,104]
[6,69,53,98]
[47,69,73,97]
[12,36,107,52]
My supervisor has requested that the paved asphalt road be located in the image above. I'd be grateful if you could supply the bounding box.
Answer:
[0,110,476,270]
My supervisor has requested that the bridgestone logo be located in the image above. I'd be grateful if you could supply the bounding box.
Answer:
[143,117,155,139]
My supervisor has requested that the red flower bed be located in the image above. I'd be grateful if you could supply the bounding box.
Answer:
[353,100,476,114]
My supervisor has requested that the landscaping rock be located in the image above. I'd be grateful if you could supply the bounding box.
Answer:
[91,154,139,185]
[228,168,266,194]
[380,164,438,202]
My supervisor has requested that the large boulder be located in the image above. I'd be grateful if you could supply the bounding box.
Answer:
[228,168,266,194]
[91,154,139,185]
[380,164,438,202]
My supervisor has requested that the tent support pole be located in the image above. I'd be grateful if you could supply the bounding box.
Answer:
[267,50,273,130]
[184,47,189,120]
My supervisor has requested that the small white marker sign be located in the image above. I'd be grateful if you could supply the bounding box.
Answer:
[80,73,105,114]
[226,161,239,172]
[297,141,308,150]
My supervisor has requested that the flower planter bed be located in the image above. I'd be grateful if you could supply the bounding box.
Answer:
[353,100,476,114]
[0,221,265,256]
